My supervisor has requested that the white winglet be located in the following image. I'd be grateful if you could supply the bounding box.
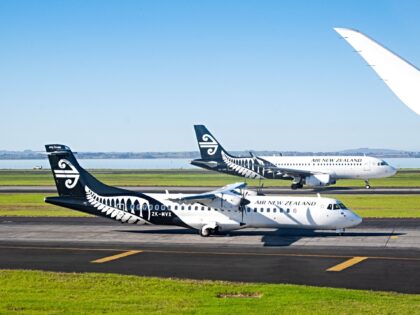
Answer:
[334,27,420,115]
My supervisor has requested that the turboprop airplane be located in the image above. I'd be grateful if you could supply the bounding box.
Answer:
[191,125,396,189]
[334,27,420,116]
[44,144,362,236]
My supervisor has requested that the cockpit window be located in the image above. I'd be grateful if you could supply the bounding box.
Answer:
[379,161,388,166]
[328,203,347,210]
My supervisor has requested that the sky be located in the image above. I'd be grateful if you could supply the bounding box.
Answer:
[1,0,420,152]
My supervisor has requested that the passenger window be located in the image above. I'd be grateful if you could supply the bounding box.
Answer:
[155,205,159,210]
[167,205,171,210]
[194,206,198,210]
[267,208,270,213]
[181,206,184,210]
[188,206,191,210]
[174,205,178,210]
[287,208,290,213]
[201,206,205,211]
[260,208,264,212]
[273,209,276,213]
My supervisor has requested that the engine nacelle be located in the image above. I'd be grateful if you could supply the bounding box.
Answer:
[304,174,335,187]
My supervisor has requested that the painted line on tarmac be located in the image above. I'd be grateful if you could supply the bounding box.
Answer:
[327,256,368,272]
[91,250,143,264]
[1,245,420,262]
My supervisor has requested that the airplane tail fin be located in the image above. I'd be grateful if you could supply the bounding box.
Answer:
[194,125,229,160]
[46,144,122,197]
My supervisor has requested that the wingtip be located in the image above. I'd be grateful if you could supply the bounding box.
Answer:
[334,27,361,36]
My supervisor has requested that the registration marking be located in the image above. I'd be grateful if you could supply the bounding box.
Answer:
[91,250,142,264]
[327,256,368,272]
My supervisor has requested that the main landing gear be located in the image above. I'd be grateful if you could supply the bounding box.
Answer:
[291,182,303,190]
[364,180,371,189]
[199,226,219,237]
[336,228,345,236]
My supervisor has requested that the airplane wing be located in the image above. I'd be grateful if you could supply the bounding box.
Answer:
[169,182,246,207]
[334,27,420,115]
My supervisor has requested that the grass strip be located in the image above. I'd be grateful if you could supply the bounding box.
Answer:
[1,169,420,187]
[0,270,418,314]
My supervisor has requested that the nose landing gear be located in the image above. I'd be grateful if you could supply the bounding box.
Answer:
[364,180,371,189]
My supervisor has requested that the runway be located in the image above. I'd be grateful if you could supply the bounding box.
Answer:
[0,217,419,293]
[2,185,420,194]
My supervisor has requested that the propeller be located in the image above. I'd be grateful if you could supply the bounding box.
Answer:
[238,189,250,224]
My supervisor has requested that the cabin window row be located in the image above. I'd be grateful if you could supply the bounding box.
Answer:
[275,163,362,166]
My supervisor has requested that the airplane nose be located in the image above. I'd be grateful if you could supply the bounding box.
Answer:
[389,166,397,175]
[351,213,363,226]
[344,211,362,228]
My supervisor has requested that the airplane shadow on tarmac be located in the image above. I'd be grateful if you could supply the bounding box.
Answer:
[116,228,404,247]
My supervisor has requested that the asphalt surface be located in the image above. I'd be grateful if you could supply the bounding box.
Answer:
[2,185,420,194]
[0,217,419,293]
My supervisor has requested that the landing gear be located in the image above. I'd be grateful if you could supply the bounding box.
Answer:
[291,183,303,190]
[364,180,371,189]
[199,226,218,237]
[199,228,211,237]
[336,228,345,236]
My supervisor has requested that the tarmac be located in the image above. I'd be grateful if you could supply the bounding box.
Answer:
[1,217,419,293]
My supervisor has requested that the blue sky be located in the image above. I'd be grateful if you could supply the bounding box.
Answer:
[1,0,420,152]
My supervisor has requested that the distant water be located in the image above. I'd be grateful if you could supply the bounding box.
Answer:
[0,157,418,170]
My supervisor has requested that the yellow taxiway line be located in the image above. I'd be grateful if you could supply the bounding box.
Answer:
[0,245,419,262]
[327,256,368,272]
[91,250,142,264]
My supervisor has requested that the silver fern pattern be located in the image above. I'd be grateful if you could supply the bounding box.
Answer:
[221,152,265,179]
[85,186,150,224]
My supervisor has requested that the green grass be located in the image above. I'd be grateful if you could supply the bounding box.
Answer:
[0,270,418,314]
[1,169,420,187]
[333,195,420,218]
[0,194,91,217]
[0,193,419,218]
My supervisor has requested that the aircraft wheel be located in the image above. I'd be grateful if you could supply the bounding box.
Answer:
[297,183,304,189]
[291,183,298,190]
[365,185,371,189]
[200,228,211,237]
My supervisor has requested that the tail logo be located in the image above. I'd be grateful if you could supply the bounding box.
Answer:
[198,134,219,155]
[54,159,80,189]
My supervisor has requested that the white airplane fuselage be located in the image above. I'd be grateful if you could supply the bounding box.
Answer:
[81,189,362,233]
[261,155,396,180]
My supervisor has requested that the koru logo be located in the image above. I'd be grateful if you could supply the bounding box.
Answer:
[198,134,219,155]
[54,159,80,189]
